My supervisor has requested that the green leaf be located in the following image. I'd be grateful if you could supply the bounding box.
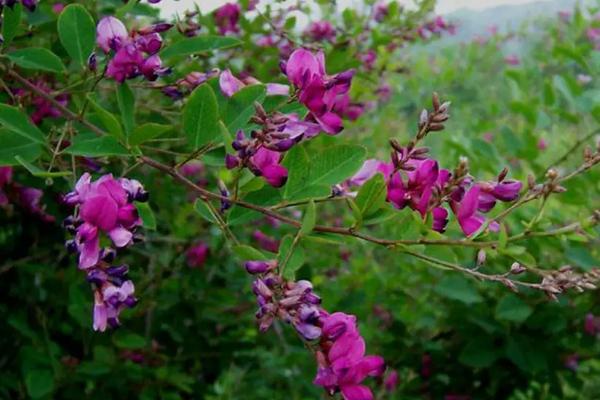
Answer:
[64,134,129,157]
[137,202,156,230]
[113,331,147,349]
[495,294,533,323]
[434,275,483,304]
[355,173,386,217]
[160,35,242,58]
[232,245,270,261]
[0,104,45,144]
[25,369,54,399]
[309,145,367,186]
[15,156,71,178]
[300,200,316,235]
[183,84,220,149]
[458,337,499,368]
[0,129,42,165]
[347,197,363,228]
[86,95,124,141]
[221,85,266,134]
[116,82,135,136]
[129,123,171,146]
[2,3,22,47]
[7,48,65,73]
[57,4,96,67]
[284,144,366,200]
[282,144,316,200]
[278,235,305,280]
[193,199,218,224]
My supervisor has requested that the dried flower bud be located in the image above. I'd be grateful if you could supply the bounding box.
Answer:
[389,139,403,153]
[497,167,509,182]
[254,101,267,120]
[527,174,536,189]
[584,146,593,161]
[546,168,559,180]
[552,185,567,193]
[432,92,440,111]
[438,101,451,113]
[428,123,445,132]
[431,113,449,123]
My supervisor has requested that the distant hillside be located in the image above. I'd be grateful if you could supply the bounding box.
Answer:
[442,0,592,43]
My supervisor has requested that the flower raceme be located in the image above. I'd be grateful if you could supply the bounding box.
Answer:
[63,174,147,331]
[244,259,385,399]
[348,156,522,236]
[96,16,171,83]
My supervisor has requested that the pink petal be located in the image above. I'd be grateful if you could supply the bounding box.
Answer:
[109,227,133,247]
[80,195,119,231]
[79,234,100,269]
[329,334,365,364]
[341,385,373,400]
[219,69,244,97]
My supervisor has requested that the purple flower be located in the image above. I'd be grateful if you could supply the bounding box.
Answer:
[186,242,209,268]
[0,167,12,206]
[97,16,129,53]
[253,230,280,253]
[266,83,290,96]
[347,159,392,187]
[214,3,241,35]
[106,44,145,82]
[504,54,520,66]
[219,69,245,97]
[359,50,377,71]
[249,148,288,187]
[305,21,336,42]
[387,159,439,216]
[64,173,145,269]
[314,312,385,400]
[384,370,399,392]
[452,185,497,236]
[93,279,137,332]
[373,1,389,22]
[283,49,355,134]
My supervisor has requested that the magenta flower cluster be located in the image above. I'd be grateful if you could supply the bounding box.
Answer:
[63,173,148,331]
[0,167,54,222]
[214,3,241,35]
[96,17,171,83]
[349,155,522,236]
[222,49,359,187]
[244,259,385,399]
[13,80,69,125]
[282,48,355,134]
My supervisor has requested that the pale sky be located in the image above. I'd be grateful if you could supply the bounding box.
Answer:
[157,0,550,16]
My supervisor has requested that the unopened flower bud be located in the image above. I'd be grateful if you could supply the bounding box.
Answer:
[245,260,271,274]
[432,92,440,111]
[476,249,486,266]
[510,262,526,275]
[546,168,558,180]
[497,167,509,182]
